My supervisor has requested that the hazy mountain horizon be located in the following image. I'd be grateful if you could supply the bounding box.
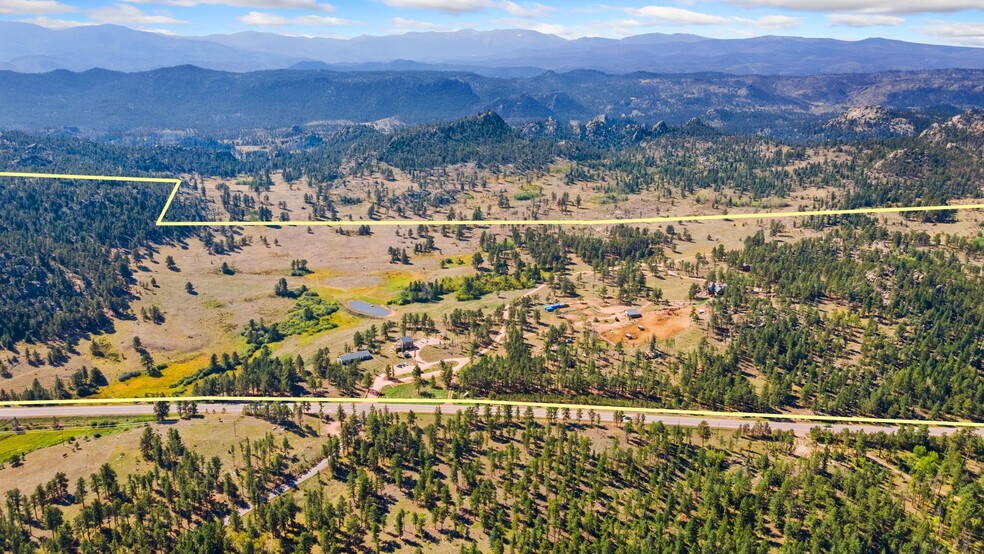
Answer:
[2,21,983,76]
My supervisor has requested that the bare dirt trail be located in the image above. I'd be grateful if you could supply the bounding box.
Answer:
[228,420,341,520]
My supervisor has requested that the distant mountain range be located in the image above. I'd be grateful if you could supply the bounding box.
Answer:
[1,22,983,76]
[1,65,982,136]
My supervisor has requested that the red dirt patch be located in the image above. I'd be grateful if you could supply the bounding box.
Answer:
[601,308,691,345]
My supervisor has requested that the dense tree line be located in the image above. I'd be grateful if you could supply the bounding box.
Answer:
[0,178,174,347]
[4,408,982,552]
[706,220,984,418]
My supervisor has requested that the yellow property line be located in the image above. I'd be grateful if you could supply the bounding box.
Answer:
[4,170,981,228]
[0,396,981,428]
[0,171,183,226]
[158,203,984,228]
[3,171,984,429]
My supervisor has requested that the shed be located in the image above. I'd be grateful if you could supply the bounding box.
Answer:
[625,308,642,319]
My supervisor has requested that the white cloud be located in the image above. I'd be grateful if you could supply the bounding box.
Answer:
[722,1,984,15]
[492,17,574,36]
[922,20,984,44]
[623,6,803,29]
[570,4,620,14]
[500,1,555,18]
[90,3,188,24]
[828,13,904,26]
[598,19,645,35]
[130,0,335,11]
[20,15,89,27]
[390,16,448,30]
[521,21,570,35]
[382,0,492,14]
[141,26,178,34]
[381,0,555,18]
[238,10,350,25]
[626,6,731,25]
[0,0,76,15]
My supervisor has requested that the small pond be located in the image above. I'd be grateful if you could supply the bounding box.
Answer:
[348,299,392,317]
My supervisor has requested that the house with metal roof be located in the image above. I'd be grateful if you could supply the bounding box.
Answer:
[395,336,415,352]
[337,350,372,365]
[625,308,642,319]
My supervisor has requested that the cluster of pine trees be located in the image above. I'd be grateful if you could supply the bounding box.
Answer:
[4,407,982,552]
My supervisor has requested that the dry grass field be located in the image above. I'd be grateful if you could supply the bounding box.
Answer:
[0,412,330,519]
[3,158,982,402]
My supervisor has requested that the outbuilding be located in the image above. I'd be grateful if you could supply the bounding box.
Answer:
[338,350,372,365]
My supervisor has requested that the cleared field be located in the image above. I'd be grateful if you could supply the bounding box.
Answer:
[380,381,446,399]
[601,308,692,346]
[167,167,839,226]
[0,425,136,465]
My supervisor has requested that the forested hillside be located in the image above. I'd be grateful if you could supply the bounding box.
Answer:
[0,178,177,347]
[0,134,228,346]
[2,67,984,136]
[1,407,982,552]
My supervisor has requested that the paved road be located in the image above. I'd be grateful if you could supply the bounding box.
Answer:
[0,402,978,437]
[6,399,979,516]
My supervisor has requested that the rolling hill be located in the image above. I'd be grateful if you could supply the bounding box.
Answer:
[2,22,983,76]
[1,65,983,136]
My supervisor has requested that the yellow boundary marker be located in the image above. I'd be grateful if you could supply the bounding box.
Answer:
[3,170,983,227]
[2,170,983,429]
[0,171,183,226]
[0,396,981,428]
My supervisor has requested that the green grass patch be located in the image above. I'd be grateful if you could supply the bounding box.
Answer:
[203,298,226,309]
[595,192,628,205]
[0,417,150,464]
[514,183,544,202]
[513,191,540,201]
[548,163,572,174]
[278,292,340,336]
[88,336,121,362]
[380,381,445,399]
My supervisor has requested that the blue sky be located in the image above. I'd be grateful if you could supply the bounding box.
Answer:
[3,0,984,46]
